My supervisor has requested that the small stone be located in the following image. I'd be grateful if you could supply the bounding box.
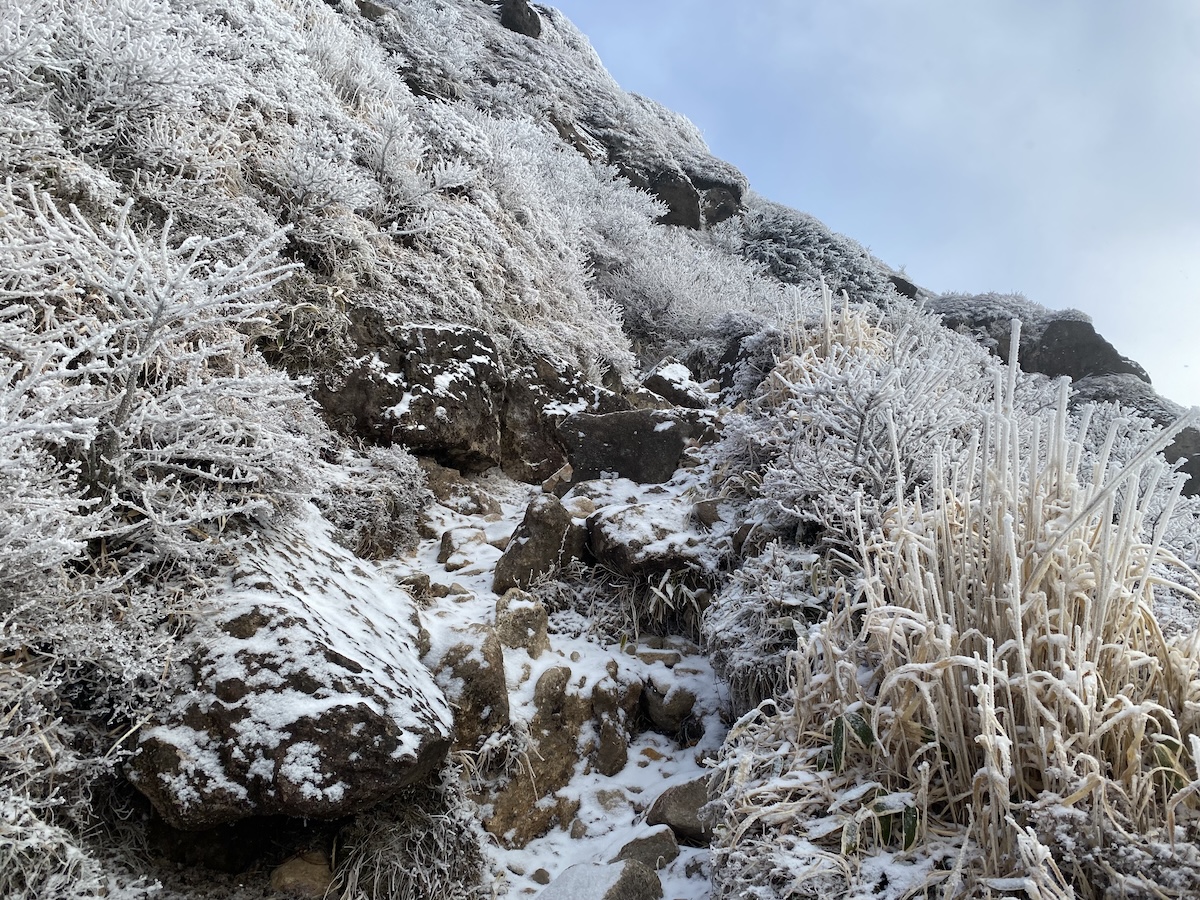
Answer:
[570,817,588,839]
[269,850,333,900]
[532,868,552,885]
[635,648,682,668]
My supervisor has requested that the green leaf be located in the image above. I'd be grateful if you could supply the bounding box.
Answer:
[879,812,893,845]
[845,711,875,748]
[902,804,919,850]
[832,715,845,774]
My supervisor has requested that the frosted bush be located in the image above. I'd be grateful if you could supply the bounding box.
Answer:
[710,329,1200,898]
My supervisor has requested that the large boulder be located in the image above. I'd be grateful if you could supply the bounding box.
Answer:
[314,313,506,472]
[492,494,587,593]
[128,510,453,830]
[558,409,715,484]
[498,0,541,38]
[641,359,715,410]
[586,493,706,580]
[500,355,630,484]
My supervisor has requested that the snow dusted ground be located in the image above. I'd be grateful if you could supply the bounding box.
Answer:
[390,467,729,899]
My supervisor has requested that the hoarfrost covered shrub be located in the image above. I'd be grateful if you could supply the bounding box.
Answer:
[332,769,487,900]
[318,443,432,559]
[732,192,895,306]
[710,328,1200,898]
[717,285,995,546]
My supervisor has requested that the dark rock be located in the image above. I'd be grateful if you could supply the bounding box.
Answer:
[690,172,744,226]
[641,676,697,737]
[1020,318,1149,383]
[355,0,391,20]
[888,274,919,299]
[495,589,551,658]
[587,501,704,580]
[612,825,680,871]
[493,494,587,593]
[499,0,541,38]
[649,169,701,229]
[558,409,715,484]
[536,860,663,900]
[431,624,510,753]
[128,525,453,830]
[501,355,630,484]
[646,775,713,845]
[314,315,505,473]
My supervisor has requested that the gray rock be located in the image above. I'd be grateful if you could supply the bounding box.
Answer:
[646,775,713,845]
[498,0,541,38]
[611,825,680,871]
[640,677,696,736]
[493,494,586,593]
[536,861,662,900]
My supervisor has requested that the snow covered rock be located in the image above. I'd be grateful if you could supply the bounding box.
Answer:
[558,409,714,484]
[536,860,663,900]
[493,493,587,592]
[315,315,506,473]
[429,624,510,753]
[931,293,1150,383]
[586,495,707,580]
[500,356,630,483]
[495,589,551,658]
[610,825,681,871]
[646,775,714,845]
[128,511,453,829]
[641,359,715,410]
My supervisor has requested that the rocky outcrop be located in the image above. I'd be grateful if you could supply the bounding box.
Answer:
[641,359,715,410]
[314,314,506,472]
[128,512,453,830]
[611,825,680,871]
[498,0,541,38]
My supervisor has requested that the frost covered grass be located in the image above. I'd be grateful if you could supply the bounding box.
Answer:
[709,320,1200,898]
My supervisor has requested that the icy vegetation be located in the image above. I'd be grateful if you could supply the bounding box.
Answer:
[2,0,1200,898]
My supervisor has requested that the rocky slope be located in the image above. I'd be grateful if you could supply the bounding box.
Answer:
[4,1,1200,899]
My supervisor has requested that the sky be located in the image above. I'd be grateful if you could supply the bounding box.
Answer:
[551,0,1200,409]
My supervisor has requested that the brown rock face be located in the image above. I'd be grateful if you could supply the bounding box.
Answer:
[646,775,714,845]
[431,624,510,753]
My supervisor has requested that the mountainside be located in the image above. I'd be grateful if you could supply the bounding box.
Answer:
[4,1,1200,898]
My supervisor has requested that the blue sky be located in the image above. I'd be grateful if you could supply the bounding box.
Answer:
[552,1,1200,408]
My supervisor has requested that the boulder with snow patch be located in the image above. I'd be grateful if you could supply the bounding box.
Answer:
[589,672,642,778]
[500,355,630,484]
[128,514,453,830]
[484,665,591,847]
[494,589,551,658]
[536,860,663,900]
[438,526,490,572]
[640,671,697,738]
[646,775,713,845]
[428,623,510,753]
[586,494,707,580]
[314,312,505,472]
[611,825,680,871]
[493,493,587,592]
[558,409,715,484]
[641,358,715,410]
